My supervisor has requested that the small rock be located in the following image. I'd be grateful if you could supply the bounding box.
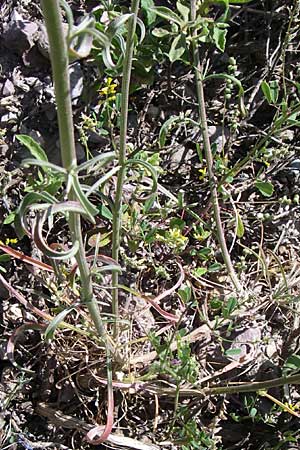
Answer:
[208,125,229,153]
[0,112,18,124]
[69,62,83,101]
[3,10,38,56]
[87,130,110,145]
[0,144,9,156]
[228,326,262,361]
[2,79,15,97]
[75,142,85,163]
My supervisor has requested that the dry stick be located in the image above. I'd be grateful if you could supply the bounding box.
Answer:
[111,0,140,339]
[190,0,242,293]
[40,1,114,444]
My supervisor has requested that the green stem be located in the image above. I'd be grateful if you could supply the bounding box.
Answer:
[190,0,242,293]
[202,372,300,396]
[40,0,112,350]
[111,0,140,339]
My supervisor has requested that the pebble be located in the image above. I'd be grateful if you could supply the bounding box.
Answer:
[2,79,15,96]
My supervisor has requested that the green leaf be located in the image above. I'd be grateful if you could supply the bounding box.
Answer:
[228,0,254,3]
[150,6,183,26]
[284,354,300,371]
[33,212,80,260]
[224,348,242,357]
[222,297,238,317]
[70,174,98,222]
[261,80,279,104]
[193,267,207,277]
[16,135,48,161]
[178,284,191,303]
[249,407,258,418]
[159,115,199,148]
[76,151,115,173]
[208,262,223,272]
[15,191,57,238]
[141,0,156,25]
[86,166,120,197]
[98,204,113,220]
[176,1,189,22]
[212,25,227,52]
[44,307,75,341]
[152,27,170,38]
[255,181,274,197]
[159,116,180,147]
[22,158,67,174]
[0,254,11,263]
[170,217,186,230]
[3,212,16,225]
[168,33,186,62]
[236,211,244,238]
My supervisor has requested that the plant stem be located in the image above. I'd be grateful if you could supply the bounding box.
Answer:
[111,0,140,339]
[201,372,300,396]
[40,0,111,350]
[190,0,242,293]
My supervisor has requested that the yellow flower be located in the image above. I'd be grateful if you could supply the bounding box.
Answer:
[0,238,18,245]
[198,167,207,180]
[98,77,117,99]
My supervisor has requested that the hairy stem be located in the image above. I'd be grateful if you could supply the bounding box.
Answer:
[190,0,242,293]
[40,0,112,350]
[111,0,140,339]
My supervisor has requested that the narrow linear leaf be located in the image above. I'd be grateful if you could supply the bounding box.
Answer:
[15,192,58,238]
[33,212,80,260]
[22,158,67,174]
[76,152,115,173]
[125,159,158,198]
[261,80,279,104]
[16,135,48,161]
[44,307,75,342]
[70,174,98,222]
[86,166,120,197]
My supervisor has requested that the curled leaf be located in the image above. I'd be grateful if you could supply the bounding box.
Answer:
[15,192,58,238]
[125,159,158,201]
[7,322,46,374]
[33,211,79,260]
[44,307,76,342]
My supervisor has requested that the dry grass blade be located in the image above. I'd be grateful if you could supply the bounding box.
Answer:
[36,403,159,450]
[0,272,53,321]
[6,322,46,373]
[0,244,54,272]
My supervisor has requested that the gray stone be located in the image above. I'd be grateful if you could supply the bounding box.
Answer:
[69,62,83,101]
[207,125,229,153]
[2,79,15,97]
[0,112,18,124]
[3,10,38,56]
